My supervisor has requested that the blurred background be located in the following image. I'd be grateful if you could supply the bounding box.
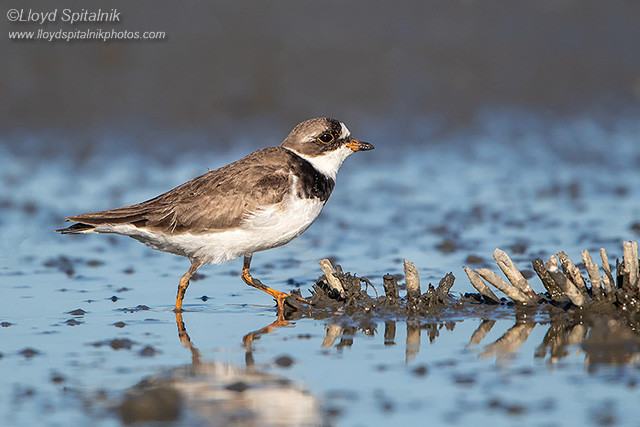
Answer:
[3,0,640,153]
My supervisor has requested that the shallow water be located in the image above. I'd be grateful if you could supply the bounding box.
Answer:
[2,112,640,426]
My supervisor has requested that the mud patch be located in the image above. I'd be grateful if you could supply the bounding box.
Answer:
[118,305,151,313]
[297,259,457,319]
[91,339,138,351]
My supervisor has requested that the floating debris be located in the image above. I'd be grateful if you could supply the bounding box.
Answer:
[64,318,83,326]
[18,348,41,359]
[118,305,151,313]
[92,338,138,351]
[139,345,160,358]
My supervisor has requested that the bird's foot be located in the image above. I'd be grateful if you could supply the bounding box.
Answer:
[279,289,312,311]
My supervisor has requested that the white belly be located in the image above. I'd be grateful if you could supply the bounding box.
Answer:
[93,195,326,265]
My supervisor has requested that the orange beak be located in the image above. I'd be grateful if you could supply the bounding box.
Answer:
[346,138,375,152]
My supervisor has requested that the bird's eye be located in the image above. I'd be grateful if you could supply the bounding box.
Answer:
[317,133,334,143]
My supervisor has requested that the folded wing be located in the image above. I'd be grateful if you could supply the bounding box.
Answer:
[56,147,292,235]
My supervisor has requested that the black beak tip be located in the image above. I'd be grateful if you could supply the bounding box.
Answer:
[360,142,375,151]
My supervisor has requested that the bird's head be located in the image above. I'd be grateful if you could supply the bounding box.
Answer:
[281,117,374,179]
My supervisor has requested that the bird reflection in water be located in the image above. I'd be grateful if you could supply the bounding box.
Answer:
[119,312,323,425]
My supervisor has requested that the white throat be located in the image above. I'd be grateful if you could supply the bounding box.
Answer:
[286,145,353,180]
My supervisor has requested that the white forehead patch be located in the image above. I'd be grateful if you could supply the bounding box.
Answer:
[339,122,351,140]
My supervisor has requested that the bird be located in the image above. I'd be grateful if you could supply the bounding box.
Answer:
[56,118,374,312]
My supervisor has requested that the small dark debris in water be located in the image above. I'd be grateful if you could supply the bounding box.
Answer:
[87,259,104,267]
[326,407,342,418]
[65,318,82,326]
[19,348,41,359]
[114,321,126,328]
[225,381,249,392]
[465,255,485,265]
[191,272,206,282]
[116,287,131,292]
[507,241,528,254]
[119,305,150,313]
[13,386,36,400]
[516,367,534,376]
[429,224,448,235]
[453,374,476,386]
[274,355,295,368]
[1,322,13,327]
[434,359,457,368]
[487,397,503,409]
[380,401,395,413]
[614,186,628,197]
[287,278,305,287]
[436,239,457,253]
[139,345,159,357]
[297,334,312,340]
[505,404,527,416]
[119,381,182,424]
[43,256,75,277]
[67,308,86,316]
[412,365,428,377]
[0,198,13,210]
[22,200,38,215]
[487,397,528,416]
[110,296,119,302]
[200,295,209,301]
[373,390,395,413]
[92,338,137,350]
[122,267,135,275]
[50,372,65,384]
[588,400,618,426]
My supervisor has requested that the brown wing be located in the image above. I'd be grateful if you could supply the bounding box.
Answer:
[62,147,293,234]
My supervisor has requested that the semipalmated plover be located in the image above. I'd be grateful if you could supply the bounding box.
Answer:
[56,118,374,312]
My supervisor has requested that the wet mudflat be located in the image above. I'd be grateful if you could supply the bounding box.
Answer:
[2,113,640,426]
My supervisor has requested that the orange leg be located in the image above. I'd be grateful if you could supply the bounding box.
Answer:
[174,312,201,366]
[174,258,203,312]
[242,310,292,348]
[241,254,307,312]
